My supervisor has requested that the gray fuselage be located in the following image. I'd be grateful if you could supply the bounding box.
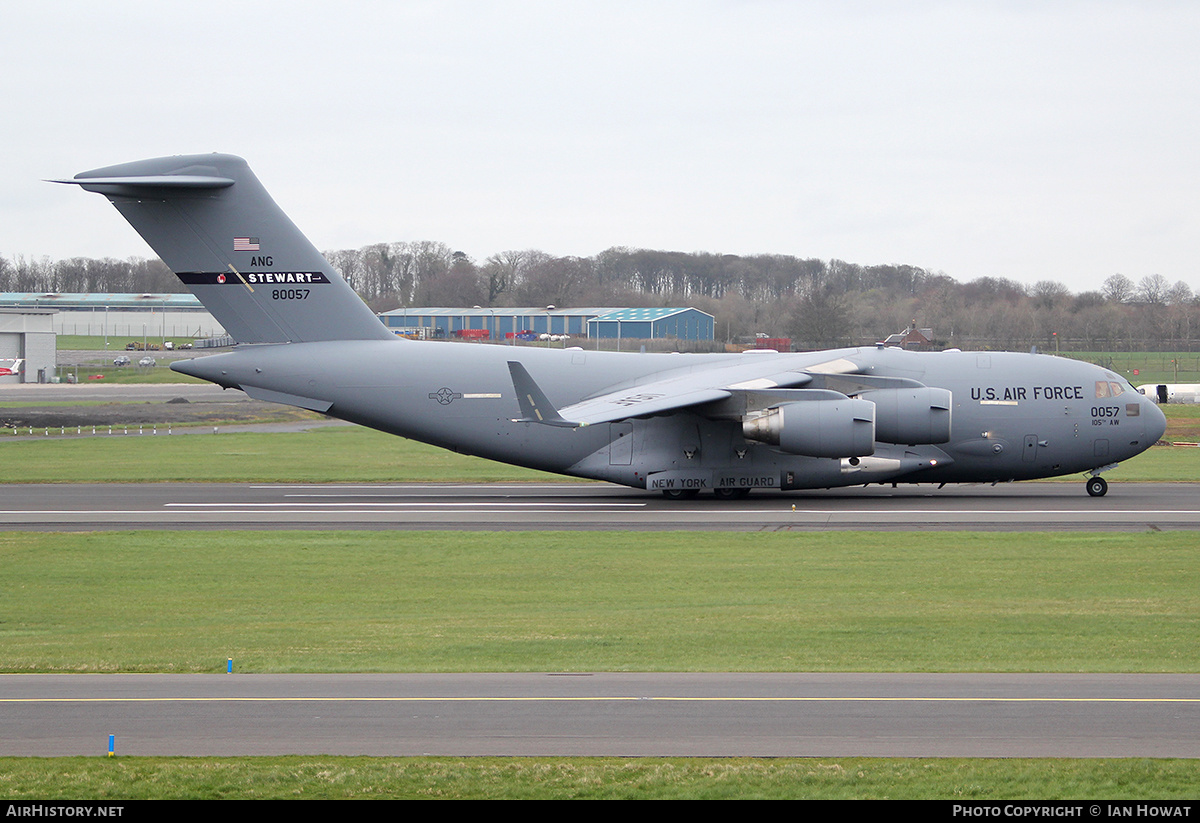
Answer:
[174,341,1166,492]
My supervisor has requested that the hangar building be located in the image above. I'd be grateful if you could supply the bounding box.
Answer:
[378,306,714,341]
[0,308,57,383]
[587,307,714,340]
[0,293,225,338]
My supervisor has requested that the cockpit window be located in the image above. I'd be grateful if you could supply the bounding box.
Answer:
[1095,381,1110,398]
[1108,382,1124,397]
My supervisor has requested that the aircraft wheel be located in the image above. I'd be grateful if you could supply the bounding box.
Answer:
[1086,476,1108,497]
[713,487,751,500]
[662,488,700,500]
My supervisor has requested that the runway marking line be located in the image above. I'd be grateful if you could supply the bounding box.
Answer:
[3,509,1197,516]
[163,502,648,508]
[253,484,602,490]
[4,696,1199,704]
[0,509,645,516]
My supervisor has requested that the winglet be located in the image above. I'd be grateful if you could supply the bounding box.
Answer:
[507,362,581,428]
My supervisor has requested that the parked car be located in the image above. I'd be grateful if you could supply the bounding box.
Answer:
[138,356,156,367]
[113,355,131,366]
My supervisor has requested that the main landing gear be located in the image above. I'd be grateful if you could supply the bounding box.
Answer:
[661,488,699,500]
[713,487,752,500]
[661,487,752,500]
[1086,476,1108,497]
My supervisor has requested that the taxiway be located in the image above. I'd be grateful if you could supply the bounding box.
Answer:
[4,673,1198,757]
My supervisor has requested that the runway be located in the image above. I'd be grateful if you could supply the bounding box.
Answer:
[4,673,1198,757]
[1,481,1198,531]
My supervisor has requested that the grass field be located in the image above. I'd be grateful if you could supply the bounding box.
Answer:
[57,366,208,384]
[0,426,567,483]
[4,530,1198,673]
[1056,351,1200,386]
[55,335,210,352]
[2,756,1198,799]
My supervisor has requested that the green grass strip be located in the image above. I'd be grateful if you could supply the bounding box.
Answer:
[0,427,565,483]
[3,530,1197,673]
[59,369,209,384]
[1,756,1198,799]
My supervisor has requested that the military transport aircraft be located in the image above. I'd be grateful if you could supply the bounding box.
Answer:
[57,154,1165,498]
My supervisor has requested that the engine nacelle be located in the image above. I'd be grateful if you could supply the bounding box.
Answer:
[861,388,952,445]
[742,398,876,458]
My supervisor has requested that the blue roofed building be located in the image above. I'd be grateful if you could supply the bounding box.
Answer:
[378,306,714,341]
[587,307,714,341]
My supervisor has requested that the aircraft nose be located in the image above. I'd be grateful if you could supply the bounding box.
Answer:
[1146,397,1167,444]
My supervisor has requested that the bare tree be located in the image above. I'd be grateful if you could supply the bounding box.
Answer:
[1166,280,1194,306]
[1032,280,1071,310]
[1137,274,1170,305]
[481,249,529,305]
[1102,273,1135,304]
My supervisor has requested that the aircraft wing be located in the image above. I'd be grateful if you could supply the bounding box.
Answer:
[557,385,737,426]
[513,355,866,428]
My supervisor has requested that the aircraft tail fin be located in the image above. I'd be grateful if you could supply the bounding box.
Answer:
[55,154,394,345]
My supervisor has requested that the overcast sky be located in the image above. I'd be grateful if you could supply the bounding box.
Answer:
[3,1,1197,294]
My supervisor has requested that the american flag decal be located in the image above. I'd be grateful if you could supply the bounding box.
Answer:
[234,237,260,251]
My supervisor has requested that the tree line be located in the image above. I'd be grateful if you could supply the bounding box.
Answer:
[2,246,1196,352]
[0,254,178,295]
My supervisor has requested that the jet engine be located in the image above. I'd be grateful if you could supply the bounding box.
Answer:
[742,398,876,458]
[860,388,952,445]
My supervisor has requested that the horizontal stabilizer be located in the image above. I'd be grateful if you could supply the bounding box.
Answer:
[51,175,235,194]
